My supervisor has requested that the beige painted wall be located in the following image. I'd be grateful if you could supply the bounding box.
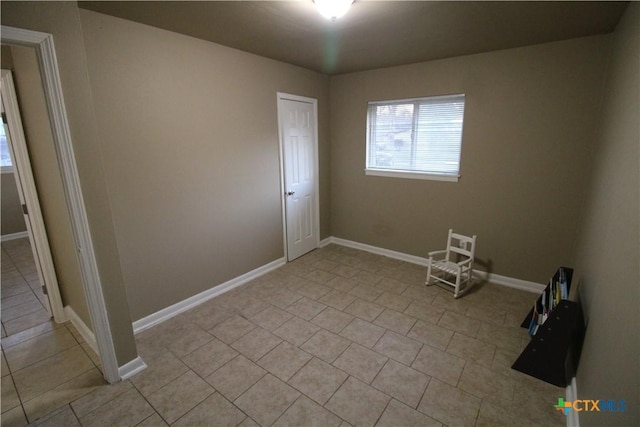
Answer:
[9,45,88,327]
[1,1,137,366]
[78,10,330,321]
[1,173,26,235]
[330,36,610,283]
[573,4,639,425]
[1,45,14,68]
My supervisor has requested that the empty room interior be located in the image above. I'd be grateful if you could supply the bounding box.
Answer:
[0,1,638,426]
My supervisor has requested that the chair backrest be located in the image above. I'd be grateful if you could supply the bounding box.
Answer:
[446,229,477,262]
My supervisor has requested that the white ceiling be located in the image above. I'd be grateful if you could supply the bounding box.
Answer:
[79,1,629,75]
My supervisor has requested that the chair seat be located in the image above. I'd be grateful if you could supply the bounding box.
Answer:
[431,260,461,274]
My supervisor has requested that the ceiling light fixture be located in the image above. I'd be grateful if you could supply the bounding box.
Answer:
[315,0,354,21]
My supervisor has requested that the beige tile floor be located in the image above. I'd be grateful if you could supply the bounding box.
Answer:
[1,243,566,426]
[1,239,51,338]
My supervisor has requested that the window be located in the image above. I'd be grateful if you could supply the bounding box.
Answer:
[0,119,13,173]
[366,94,465,181]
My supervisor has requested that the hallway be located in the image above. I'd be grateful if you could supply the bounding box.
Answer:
[1,237,103,426]
[1,238,49,338]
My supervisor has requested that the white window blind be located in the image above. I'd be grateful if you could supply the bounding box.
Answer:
[366,94,465,181]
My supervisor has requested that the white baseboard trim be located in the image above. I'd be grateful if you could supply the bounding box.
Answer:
[324,237,429,266]
[474,270,546,293]
[131,237,542,337]
[132,256,287,335]
[322,236,544,293]
[118,356,147,381]
[66,305,148,381]
[64,305,98,356]
[566,377,579,427]
[1,231,28,242]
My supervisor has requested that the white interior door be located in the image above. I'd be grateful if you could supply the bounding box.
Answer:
[279,94,319,261]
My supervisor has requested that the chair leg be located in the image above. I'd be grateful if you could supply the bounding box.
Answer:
[453,271,462,298]
[425,261,433,286]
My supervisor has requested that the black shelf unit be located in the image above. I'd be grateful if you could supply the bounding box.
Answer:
[520,267,574,330]
[511,267,586,387]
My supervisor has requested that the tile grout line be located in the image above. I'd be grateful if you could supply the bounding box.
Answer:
[128,380,169,426]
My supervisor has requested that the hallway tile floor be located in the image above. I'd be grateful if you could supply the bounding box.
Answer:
[1,244,566,426]
[1,239,50,338]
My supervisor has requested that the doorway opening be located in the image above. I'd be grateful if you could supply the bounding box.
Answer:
[1,68,64,332]
[1,25,120,383]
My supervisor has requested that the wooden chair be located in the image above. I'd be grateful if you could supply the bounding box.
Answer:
[426,229,477,298]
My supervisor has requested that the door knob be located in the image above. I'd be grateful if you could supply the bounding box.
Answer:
[286,191,295,196]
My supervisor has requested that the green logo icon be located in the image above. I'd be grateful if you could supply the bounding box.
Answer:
[555,398,573,415]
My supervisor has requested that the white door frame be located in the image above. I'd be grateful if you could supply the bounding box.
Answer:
[1,69,64,322]
[1,25,120,383]
[276,92,320,261]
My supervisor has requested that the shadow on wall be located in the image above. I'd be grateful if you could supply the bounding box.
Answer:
[470,257,493,291]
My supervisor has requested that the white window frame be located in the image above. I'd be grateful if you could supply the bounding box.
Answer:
[365,94,466,182]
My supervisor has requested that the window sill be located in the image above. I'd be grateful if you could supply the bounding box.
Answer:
[364,168,459,182]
